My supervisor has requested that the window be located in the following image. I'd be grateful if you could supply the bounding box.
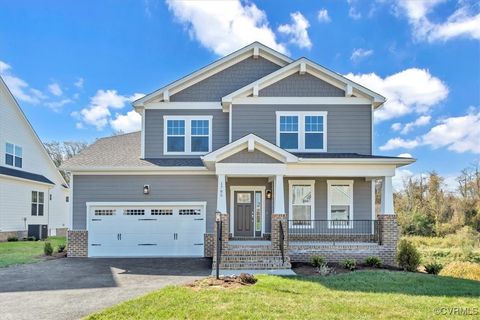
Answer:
[327,180,354,228]
[31,191,44,216]
[276,112,327,152]
[289,180,315,226]
[5,143,22,168]
[66,196,69,203]
[164,116,212,154]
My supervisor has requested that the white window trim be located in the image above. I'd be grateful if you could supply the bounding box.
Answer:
[31,190,45,216]
[276,111,327,153]
[163,115,213,155]
[288,180,315,228]
[327,180,354,229]
[5,142,23,168]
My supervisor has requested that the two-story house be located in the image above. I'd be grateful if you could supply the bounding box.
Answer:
[63,43,414,272]
[0,77,69,241]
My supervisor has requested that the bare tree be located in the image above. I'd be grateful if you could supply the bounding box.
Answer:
[44,141,89,183]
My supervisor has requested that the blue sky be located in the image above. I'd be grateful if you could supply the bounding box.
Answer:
[0,0,479,189]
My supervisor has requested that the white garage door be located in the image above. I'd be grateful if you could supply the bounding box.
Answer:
[87,202,206,257]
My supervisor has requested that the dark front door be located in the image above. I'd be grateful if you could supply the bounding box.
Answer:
[234,191,254,237]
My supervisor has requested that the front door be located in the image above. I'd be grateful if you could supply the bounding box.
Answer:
[234,191,254,236]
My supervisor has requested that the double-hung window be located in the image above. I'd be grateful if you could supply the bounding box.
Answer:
[31,191,44,216]
[5,143,22,168]
[164,116,212,155]
[327,180,354,228]
[289,180,315,227]
[276,112,327,152]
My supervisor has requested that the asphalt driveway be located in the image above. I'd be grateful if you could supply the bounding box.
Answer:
[0,257,211,320]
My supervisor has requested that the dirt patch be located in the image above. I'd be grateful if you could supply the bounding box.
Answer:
[292,262,401,276]
[43,251,67,261]
[185,274,257,291]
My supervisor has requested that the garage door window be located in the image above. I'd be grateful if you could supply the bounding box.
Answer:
[151,209,173,215]
[124,209,145,215]
[179,209,201,215]
[95,209,115,216]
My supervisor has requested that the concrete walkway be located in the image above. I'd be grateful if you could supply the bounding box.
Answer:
[0,258,211,320]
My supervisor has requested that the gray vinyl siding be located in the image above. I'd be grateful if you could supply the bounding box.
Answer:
[259,73,345,97]
[72,175,217,232]
[170,57,281,101]
[283,177,372,220]
[220,149,281,163]
[232,104,372,154]
[144,109,228,158]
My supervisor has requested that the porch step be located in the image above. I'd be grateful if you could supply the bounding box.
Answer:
[213,245,291,270]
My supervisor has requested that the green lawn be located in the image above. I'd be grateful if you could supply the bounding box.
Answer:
[87,271,480,320]
[0,236,66,268]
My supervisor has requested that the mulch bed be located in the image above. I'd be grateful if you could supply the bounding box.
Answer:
[43,251,67,261]
[185,275,257,290]
[292,262,401,276]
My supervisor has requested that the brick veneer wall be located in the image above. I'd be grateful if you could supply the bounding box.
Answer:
[204,233,214,257]
[289,215,399,266]
[0,230,27,242]
[67,230,88,257]
[271,213,288,250]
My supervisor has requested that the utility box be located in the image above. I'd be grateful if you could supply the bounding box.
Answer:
[28,224,48,240]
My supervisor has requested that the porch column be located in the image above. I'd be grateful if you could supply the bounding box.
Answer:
[274,175,285,214]
[380,176,394,215]
[216,174,227,214]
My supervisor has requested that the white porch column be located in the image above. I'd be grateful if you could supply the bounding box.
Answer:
[274,175,285,214]
[380,176,395,214]
[216,174,227,214]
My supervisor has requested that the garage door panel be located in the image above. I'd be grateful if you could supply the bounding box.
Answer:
[88,203,206,257]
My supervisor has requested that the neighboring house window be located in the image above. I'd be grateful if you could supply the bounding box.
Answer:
[5,143,22,168]
[31,191,44,216]
[66,196,69,203]
[276,112,327,152]
[289,180,315,227]
[327,180,354,228]
[164,116,212,155]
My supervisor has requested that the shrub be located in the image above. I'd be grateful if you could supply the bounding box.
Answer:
[316,264,334,276]
[341,258,357,271]
[238,273,257,284]
[58,244,66,253]
[27,236,36,241]
[310,255,326,268]
[7,236,18,242]
[439,262,480,281]
[365,256,383,268]
[44,242,53,256]
[424,262,443,275]
[397,239,421,272]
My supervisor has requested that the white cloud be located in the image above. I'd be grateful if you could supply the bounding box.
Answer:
[400,115,431,134]
[422,110,480,153]
[165,0,287,56]
[391,122,402,131]
[110,110,142,133]
[345,68,448,122]
[317,9,331,23]
[395,0,480,42]
[75,90,144,130]
[0,60,47,104]
[278,12,312,49]
[48,82,63,96]
[74,78,84,89]
[350,48,373,61]
[45,98,73,112]
[379,137,420,151]
[381,110,480,154]
[392,168,414,191]
[398,153,413,158]
[348,0,362,19]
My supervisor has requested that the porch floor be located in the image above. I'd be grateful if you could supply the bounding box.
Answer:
[229,240,272,246]
[289,241,378,246]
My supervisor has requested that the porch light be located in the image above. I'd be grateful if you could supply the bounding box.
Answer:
[266,190,272,199]
[143,185,150,195]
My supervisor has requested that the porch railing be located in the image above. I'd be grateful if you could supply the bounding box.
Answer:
[287,220,380,244]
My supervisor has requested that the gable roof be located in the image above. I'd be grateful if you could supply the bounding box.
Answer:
[0,76,68,187]
[222,57,386,108]
[202,133,298,165]
[0,166,54,185]
[133,42,292,108]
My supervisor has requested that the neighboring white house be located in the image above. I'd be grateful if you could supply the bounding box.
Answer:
[0,76,69,240]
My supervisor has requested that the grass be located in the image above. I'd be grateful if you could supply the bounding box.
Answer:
[0,236,66,268]
[87,271,480,320]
